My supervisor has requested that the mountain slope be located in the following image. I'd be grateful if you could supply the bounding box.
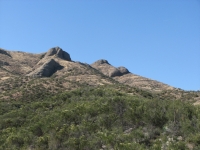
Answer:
[1,47,200,150]
[91,59,174,92]
[0,47,199,102]
[0,48,43,76]
[1,86,200,150]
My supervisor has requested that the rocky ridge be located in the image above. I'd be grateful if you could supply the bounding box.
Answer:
[0,46,199,103]
[1,48,200,150]
[27,47,70,77]
[44,47,71,61]
[0,46,179,91]
[91,59,130,77]
[27,59,63,77]
[91,59,173,91]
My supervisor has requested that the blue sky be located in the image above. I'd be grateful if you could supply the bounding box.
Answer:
[0,0,199,91]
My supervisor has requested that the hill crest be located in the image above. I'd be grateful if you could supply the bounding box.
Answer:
[0,47,174,91]
[0,46,200,103]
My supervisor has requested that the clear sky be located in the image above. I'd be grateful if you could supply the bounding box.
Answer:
[0,0,199,91]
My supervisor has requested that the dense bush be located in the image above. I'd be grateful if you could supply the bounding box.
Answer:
[0,86,200,149]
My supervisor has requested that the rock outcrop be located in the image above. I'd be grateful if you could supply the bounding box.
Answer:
[27,47,72,77]
[27,59,63,77]
[92,59,110,65]
[44,47,71,61]
[0,46,177,92]
[109,68,122,77]
[91,59,129,77]
[117,66,129,75]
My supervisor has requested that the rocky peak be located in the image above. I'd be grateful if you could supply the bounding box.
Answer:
[44,47,71,61]
[91,59,110,66]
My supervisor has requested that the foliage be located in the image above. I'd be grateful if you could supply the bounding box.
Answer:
[0,86,200,149]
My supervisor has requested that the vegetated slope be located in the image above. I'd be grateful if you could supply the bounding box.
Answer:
[90,58,200,103]
[0,46,199,103]
[1,86,200,150]
[0,47,200,149]
[0,47,117,101]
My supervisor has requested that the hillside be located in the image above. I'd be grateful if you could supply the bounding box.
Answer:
[91,59,174,92]
[0,47,175,91]
[0,47,200,149]
[0,47,199,102]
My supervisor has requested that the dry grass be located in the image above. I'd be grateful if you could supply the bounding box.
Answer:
[0,48,199,104]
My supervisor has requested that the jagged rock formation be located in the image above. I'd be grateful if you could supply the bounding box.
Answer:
[91,59,129,77]
[44,47,71,61]
[27,59,63,77]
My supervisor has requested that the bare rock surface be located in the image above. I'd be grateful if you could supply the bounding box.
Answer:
[27,59,63,77]
[117,66,129,74]
[91,59,129,77]
[92,59,110,65]
[44,47,71,61]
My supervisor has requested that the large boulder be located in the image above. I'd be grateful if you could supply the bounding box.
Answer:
[91,59,129,77]
[109,68,122,77]
[45,47,71,61]
[117,66,129,75]
[27,59,63,77]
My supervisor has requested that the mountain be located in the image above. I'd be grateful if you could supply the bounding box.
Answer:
[91,59,173,92]
[0,47,174,91]
[0,47,199,101]
[1,47,200,149]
